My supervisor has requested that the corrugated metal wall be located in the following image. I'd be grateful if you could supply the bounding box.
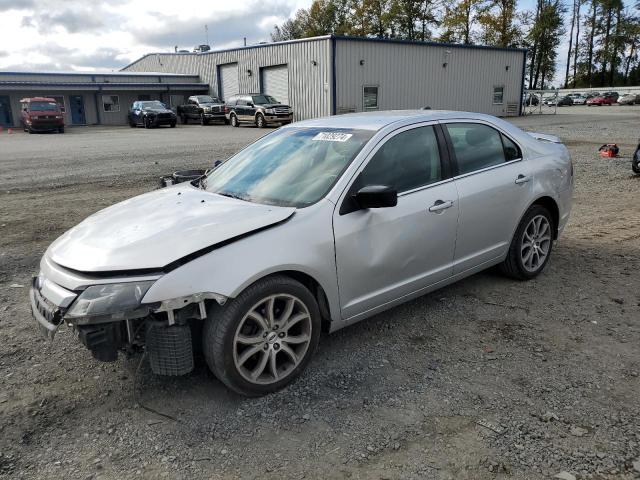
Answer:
[334,39,525,116]
[123,38,333,120]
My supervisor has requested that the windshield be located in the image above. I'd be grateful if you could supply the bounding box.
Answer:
[196,95,219,103]
[204,127,373,207]
[252,95,279,105]
[140,101,166,109]
[29,101,59,111]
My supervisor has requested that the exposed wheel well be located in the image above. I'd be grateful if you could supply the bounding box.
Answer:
[531,196,560,239]
[265,271,332,333]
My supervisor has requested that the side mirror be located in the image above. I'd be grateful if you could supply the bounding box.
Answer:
[354,185,397,209]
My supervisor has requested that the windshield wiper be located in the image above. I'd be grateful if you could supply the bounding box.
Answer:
[217,192,247,201]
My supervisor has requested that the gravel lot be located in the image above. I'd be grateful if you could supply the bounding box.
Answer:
[1,107,639,480]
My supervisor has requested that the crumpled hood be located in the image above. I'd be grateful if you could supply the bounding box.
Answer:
[48,184,295,272]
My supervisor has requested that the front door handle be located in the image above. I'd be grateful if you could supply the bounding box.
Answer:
[515,174,531,185]
[428,200,454,213]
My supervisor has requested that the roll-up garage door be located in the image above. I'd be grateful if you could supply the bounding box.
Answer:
[261,65,289,104]
[218,63,238,101]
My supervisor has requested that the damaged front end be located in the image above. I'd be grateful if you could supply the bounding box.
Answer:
[29,265,227,376]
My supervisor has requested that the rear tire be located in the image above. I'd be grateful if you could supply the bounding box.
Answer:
[632,161,640,175]
[230,114,239,127]
[181,114,188,125]
[203,275,321,397]
[170,122,176,128]
[500,205,554,280]
[58,126,64,133]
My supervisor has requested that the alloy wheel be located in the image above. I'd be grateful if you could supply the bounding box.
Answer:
[521,214,551,272]
[233,294,312,385]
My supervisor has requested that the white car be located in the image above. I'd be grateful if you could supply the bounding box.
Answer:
[30,111,573,396]
[572,96,588,105]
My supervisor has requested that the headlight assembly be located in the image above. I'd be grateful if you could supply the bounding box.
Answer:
[265,108,275,114]
[66,281,155,319]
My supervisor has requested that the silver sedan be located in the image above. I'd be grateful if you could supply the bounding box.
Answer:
[30,111,573,396]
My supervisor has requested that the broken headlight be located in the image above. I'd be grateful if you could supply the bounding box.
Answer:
[66,281,155,319]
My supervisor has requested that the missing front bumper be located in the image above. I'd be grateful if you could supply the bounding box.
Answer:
[29,280,63,340]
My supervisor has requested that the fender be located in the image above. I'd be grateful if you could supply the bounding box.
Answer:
[141,199,342,323]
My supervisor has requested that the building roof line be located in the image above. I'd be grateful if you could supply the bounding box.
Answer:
[332,35,528,54]
[119,35,333,71]
[120,34,525,72]
[0,81,209,89]
[0,71,200,77]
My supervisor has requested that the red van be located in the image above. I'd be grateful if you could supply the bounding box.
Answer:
[20,97,65,133]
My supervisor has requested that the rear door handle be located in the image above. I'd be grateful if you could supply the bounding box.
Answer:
[515,175,531,185]
[428,200,454,213]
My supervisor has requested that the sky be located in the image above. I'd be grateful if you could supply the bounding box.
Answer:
[0,0,312,71]
[0,0,584,84]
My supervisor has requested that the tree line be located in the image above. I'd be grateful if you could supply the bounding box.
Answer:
[271,0,640,89]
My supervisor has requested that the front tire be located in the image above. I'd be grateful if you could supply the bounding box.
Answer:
[230,114,239,127]
[255,113,266,128]
[200,113,208,126]
[203,275,321,397]
[500,205,554,280]
[632,160,640,175]
[181,114,188,125]
[58,126,64,133]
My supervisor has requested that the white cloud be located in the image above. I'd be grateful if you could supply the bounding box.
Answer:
[0,0,312,72]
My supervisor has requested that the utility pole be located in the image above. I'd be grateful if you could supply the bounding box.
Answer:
[205,24,209,45]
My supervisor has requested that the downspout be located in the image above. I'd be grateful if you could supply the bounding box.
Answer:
[518,50,527,116]
[94,85,102,125]
[331,36,337,116]
[93,75,101,125]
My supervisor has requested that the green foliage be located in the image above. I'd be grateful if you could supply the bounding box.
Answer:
[270,0,640,87]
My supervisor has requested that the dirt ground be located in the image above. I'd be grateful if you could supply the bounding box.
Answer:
[0,107,639,480]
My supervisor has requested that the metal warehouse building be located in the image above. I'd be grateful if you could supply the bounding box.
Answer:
[0,71,208,128]
[122,35,526,120]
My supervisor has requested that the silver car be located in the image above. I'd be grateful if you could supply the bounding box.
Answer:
[30,111,573,396]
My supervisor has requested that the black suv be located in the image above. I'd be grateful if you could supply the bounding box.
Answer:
[128,101,177,128]
[176,95,226,125]
[224,94,293,128]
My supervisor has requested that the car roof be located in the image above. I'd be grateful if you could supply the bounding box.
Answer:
[289,110,505,132]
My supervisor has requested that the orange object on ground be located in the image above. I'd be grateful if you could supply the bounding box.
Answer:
[598,143,619,157]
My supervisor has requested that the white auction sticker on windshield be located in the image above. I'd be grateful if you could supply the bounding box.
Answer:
[312,132,353,142]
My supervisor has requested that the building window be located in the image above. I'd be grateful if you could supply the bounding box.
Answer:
[102,95,120,112]
[363,85,379,110]
[493,86,504,105]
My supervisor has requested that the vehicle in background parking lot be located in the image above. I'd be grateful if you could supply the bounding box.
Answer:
[19,97,65,134]
[128,101,177,128]
[602,91,620,101]
[225,94,293,128]
[522,93,540,106]
[572,95,588,105]
[545,95,573,107]
[618,93,639,105]
[29,110,573,397]
[177,95,227,125]
[586,95,616,106]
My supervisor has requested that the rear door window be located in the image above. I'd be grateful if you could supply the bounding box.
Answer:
[445,123,512,175]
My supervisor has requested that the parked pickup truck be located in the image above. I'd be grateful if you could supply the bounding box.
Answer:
[177,95,227,125]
